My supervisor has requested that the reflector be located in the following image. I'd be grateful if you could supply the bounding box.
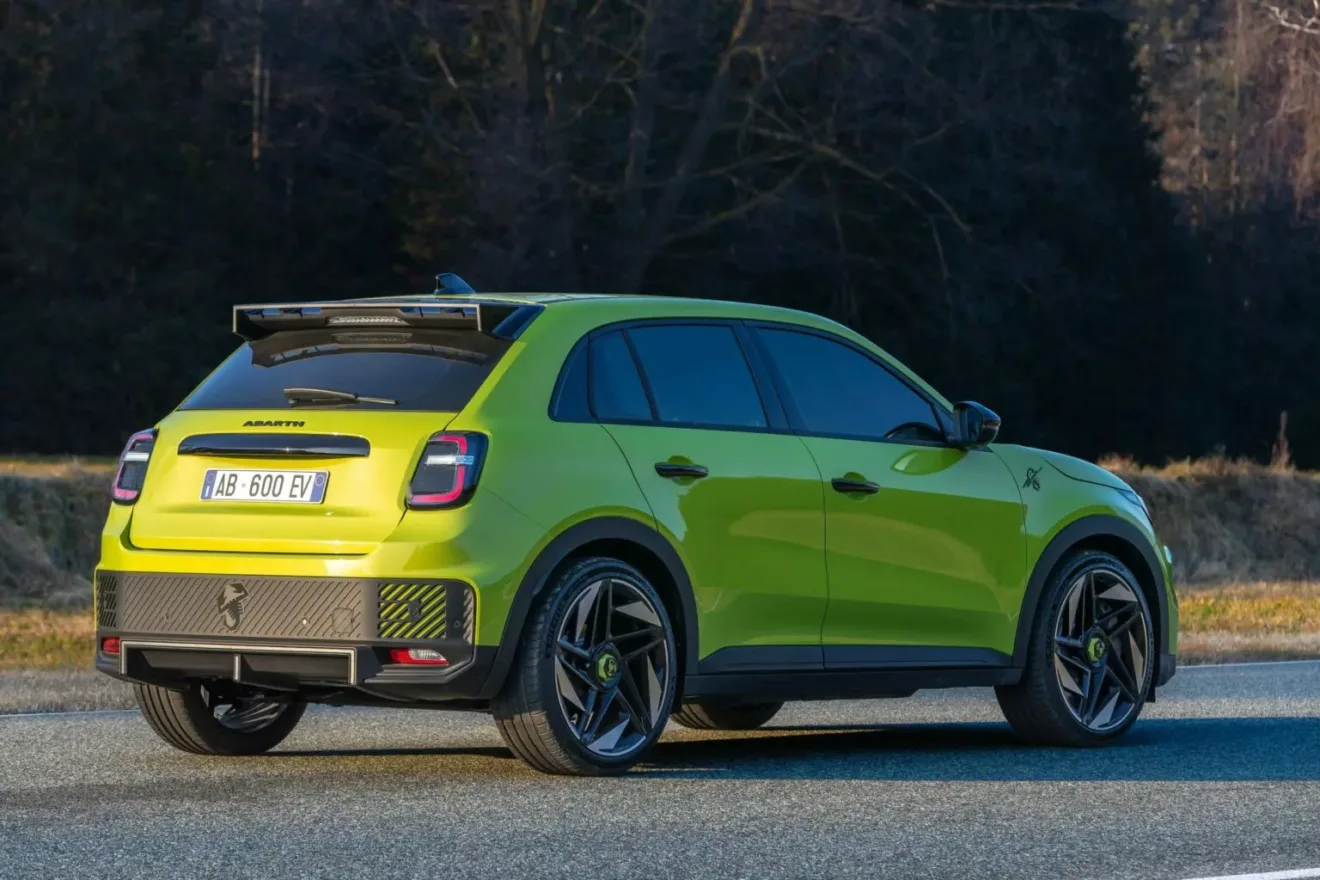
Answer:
[388,648,449,666]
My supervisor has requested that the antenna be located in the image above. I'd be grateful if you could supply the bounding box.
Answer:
[434,272,476,295]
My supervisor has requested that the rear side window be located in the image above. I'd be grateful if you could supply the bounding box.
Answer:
[589,331,652,422]
[550,341,591,421]
[627,325,767,429]
[181,328,509,411]
[756,327,944,442]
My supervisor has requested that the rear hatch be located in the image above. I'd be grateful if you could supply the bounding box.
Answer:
[129,311,523,555]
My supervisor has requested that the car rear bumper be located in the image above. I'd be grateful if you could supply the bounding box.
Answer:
[94,570,498,704]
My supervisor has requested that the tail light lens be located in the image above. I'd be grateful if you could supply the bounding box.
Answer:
[406,432,487,509]
[112,429,157,504]
[388,648,449,666]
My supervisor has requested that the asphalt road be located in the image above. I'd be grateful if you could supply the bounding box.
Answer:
[2,662,1319,880]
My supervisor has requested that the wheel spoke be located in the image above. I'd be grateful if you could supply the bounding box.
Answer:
[1085,572,1099,631]
[557,652,596,694]
[1104,661,1137,703]
[574,581,602,641]
[622,636,664,661]
[582,688,618,743]
[1054,634,1084,650]
[612,627,660,644]
[1108,637,1143,695]
[557,638,591,660]
[1107,609,1142,640]
[1080,663,1106,724]
[616,664,652,731]
[604,578,615,639]
[573,687,599,738]
[1056,650,1092,673]
[590,581,609,645]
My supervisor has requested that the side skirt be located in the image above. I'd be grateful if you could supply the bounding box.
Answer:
[683,644,1020,702]
[683,667,1020,702]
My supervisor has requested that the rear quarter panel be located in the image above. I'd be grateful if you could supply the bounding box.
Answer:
[445,307,662,645]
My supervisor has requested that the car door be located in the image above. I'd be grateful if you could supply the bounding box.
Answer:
[750,324,1028,668]
[590,322,828,672]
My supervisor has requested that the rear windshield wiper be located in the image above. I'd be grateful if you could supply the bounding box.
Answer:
[282,387,397,407]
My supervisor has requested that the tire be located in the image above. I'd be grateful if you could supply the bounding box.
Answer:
[492,557,678,776]
[671,700,782,731]
[135,683,305,756]
[996,549,1155,746]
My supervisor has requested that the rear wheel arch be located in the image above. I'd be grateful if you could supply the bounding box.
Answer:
[1013,516,1167,669]
[478,516,699,700]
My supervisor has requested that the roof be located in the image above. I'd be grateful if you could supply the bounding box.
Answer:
[354,291,832,323]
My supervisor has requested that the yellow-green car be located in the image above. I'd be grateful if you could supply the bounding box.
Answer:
[95,277,1177,775]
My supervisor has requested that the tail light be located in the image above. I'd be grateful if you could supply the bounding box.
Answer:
[100,637,121,656]
[112,429,157,504]
[388,648,449,666]
[406,432,487,509]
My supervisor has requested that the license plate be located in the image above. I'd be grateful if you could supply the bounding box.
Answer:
[200,469,328,504]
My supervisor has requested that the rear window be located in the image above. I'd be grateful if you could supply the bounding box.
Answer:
[589,331,652,422]
[181,328,510,411]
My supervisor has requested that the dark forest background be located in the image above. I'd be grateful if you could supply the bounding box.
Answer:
[2,0,1318,465]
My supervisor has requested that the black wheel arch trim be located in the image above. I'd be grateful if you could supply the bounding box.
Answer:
[1013,514,1170,669]
[475,516,700,700]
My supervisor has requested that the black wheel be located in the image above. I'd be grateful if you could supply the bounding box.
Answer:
[492,557,678,776]
[134,682,305,755]
[671,700,782,731]
[996,550,1155,746]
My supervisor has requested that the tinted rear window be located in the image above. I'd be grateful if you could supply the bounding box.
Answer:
[589,331,652,422]
[181,328,510,411]
[627,325,768,429]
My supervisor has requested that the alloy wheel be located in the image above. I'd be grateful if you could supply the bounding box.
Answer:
[200,685,288,734]
[553,577,673,758]
[1052,568,1152,732]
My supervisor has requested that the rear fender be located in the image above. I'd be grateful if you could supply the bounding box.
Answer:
[474,517,698,700]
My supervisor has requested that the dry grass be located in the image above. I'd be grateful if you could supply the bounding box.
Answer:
[0,456,115,478]
[0,609,95,670]
[1178,580,1320,630]
[1100,455,1320,586]
[0,462,111,608]
[1176,580,1320,663]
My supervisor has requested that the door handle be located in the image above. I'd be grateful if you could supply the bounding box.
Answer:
[831,477,880,495]
[655,462,709,480]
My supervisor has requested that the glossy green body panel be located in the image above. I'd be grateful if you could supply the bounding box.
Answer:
[802,440,1027,653]
[600,424,827,655]
[97,291,1176,683]
[992,444,1178,656]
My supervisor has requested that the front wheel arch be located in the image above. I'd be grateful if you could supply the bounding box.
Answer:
[1014,515,1168,670]
[476,517,699,701]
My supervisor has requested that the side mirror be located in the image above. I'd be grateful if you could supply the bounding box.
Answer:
[951,401,1001,449]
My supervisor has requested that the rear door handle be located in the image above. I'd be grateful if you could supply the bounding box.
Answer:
[655,462,709,479]
[831,477,880,495]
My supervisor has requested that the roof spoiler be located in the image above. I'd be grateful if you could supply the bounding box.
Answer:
[232,301,493,342]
